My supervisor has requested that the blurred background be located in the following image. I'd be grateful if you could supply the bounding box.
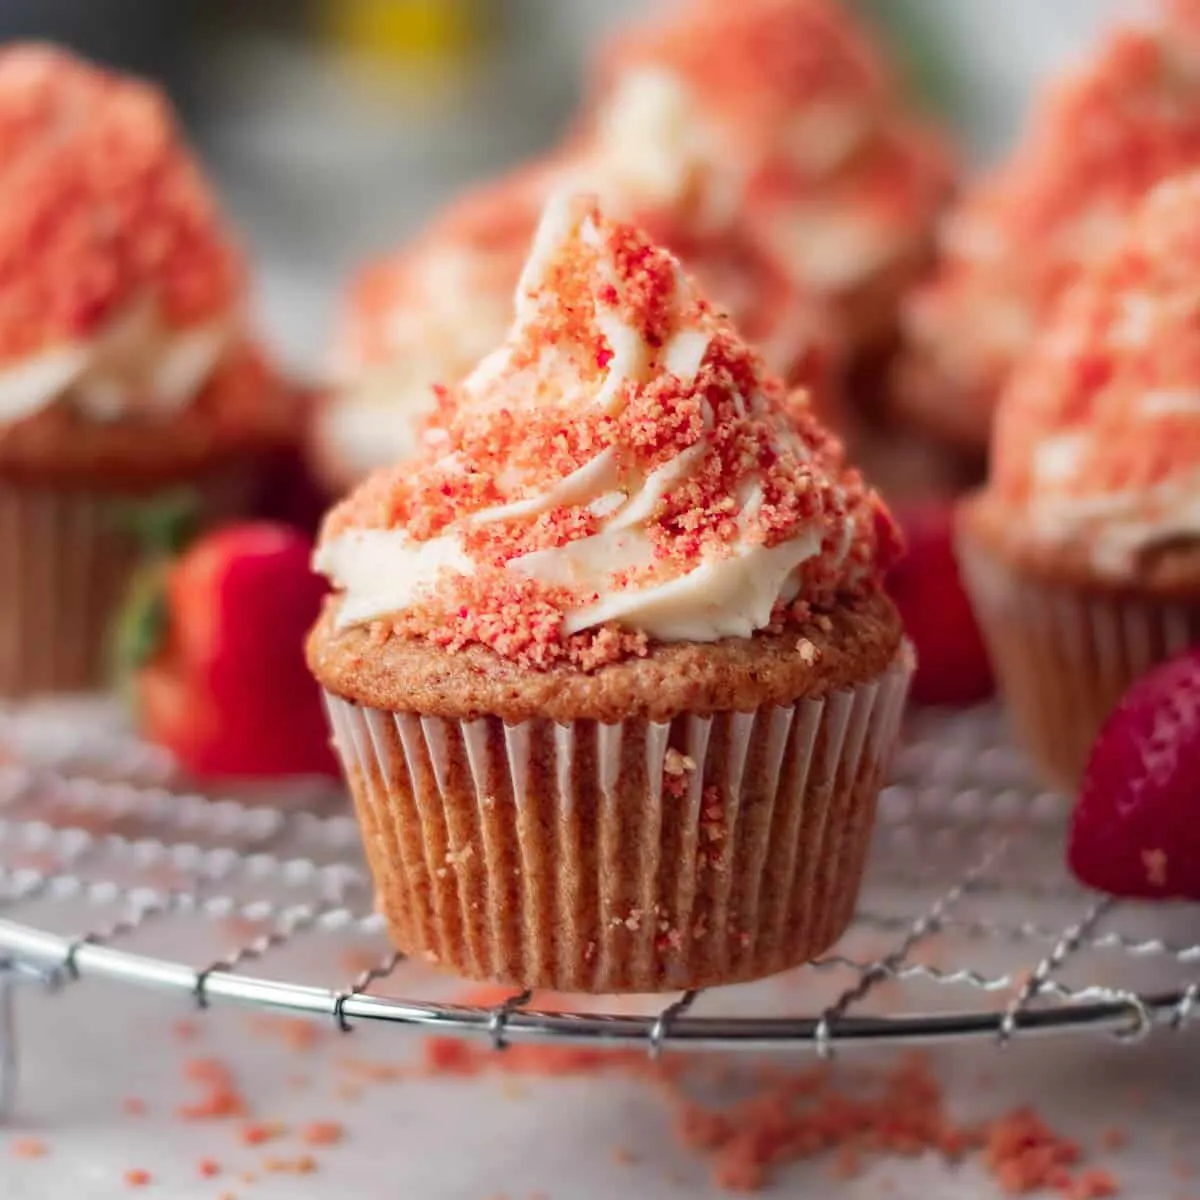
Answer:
[0,0,1126,373]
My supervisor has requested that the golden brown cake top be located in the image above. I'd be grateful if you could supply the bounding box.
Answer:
[316,194,899,670]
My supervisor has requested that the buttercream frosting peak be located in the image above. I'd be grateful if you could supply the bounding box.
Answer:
[317,195,896,668]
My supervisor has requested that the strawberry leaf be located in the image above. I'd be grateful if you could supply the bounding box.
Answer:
[111,488,202,559]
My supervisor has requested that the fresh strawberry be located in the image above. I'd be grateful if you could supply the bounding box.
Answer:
[886,503,994,706]
[167,523,327,705]
[1068,648,1200,899]
[120,521,337,780]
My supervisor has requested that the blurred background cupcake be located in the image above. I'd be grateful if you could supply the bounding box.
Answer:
[312,0,955,494]
[957,171,1200,793]
[894,0,1200,465]
[0,46,291,695]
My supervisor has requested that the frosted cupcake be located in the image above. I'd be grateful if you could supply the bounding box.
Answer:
[309,194,912,992]
[897,0,1200,457]
[958,172,1200,793]
[587,0,954,366]
[0,47,289,695]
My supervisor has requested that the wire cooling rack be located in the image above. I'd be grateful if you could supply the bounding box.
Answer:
[0,699,1196,1118]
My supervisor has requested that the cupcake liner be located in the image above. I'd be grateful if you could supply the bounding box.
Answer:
[958,534,1200,794]
[0,470,251,697]
[324,648,912,993]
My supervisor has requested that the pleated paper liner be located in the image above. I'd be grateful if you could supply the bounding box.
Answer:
[0,467,251,698]
[958,533,1200,794]
[325,648,912,994]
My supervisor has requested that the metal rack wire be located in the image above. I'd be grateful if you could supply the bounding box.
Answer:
[0,700,1196,1119]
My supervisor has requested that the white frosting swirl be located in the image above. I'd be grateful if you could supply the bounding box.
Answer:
[1026,424,1200,575]
[326,247,517,477]
[316,193,863,645]
[0,298,233,425]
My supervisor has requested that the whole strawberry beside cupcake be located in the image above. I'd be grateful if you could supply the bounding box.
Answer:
[1070,647,1200,900]
[117,519,337,781]
[308,193,913,993]
[0,46,293,696]
[958,172,1200,793]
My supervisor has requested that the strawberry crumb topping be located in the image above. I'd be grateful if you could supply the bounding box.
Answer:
[991,172,1200,509]
[596,0,889,158]
[0,45,242,365]
[903,1,1200,421]
[319,196,896,669]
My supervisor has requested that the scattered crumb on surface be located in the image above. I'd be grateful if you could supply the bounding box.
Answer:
[410,988,1127,1197]
[123,1168,152,1187]
[239,1121,286,1147]
[302,1121,344,1147]
[178,1058,247,1121]
[123,1097,147,1117]
[197,1157,221,1178]
[263,1154,318,1175]
[11,1137,47,1159]
[247,1016,325,1054]
[1099,1129,1127,1152]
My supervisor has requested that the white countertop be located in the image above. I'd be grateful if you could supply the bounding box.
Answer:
[5,966,1199,1199]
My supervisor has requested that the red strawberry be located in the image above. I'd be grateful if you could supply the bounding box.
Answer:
[125,522,338,780]
[167,523,327,706]
[1068,648,1200,899]
[886,503,994,706]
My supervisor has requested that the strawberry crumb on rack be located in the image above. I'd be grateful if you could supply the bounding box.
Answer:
[198,1157,222,1178]
[0,45,241,366]
[319,195,896,670]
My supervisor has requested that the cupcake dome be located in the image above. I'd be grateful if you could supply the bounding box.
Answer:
[898,0,1200,453]
[310,193,911,991]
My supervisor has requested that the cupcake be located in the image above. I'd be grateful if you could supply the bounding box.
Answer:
[0,46,290,696]
[896,0,1200,459]
[586,0,954,368]
[957,172,1200,794]
[309,193,912,993]
[314,0,951,494]
[311,165,554,492]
